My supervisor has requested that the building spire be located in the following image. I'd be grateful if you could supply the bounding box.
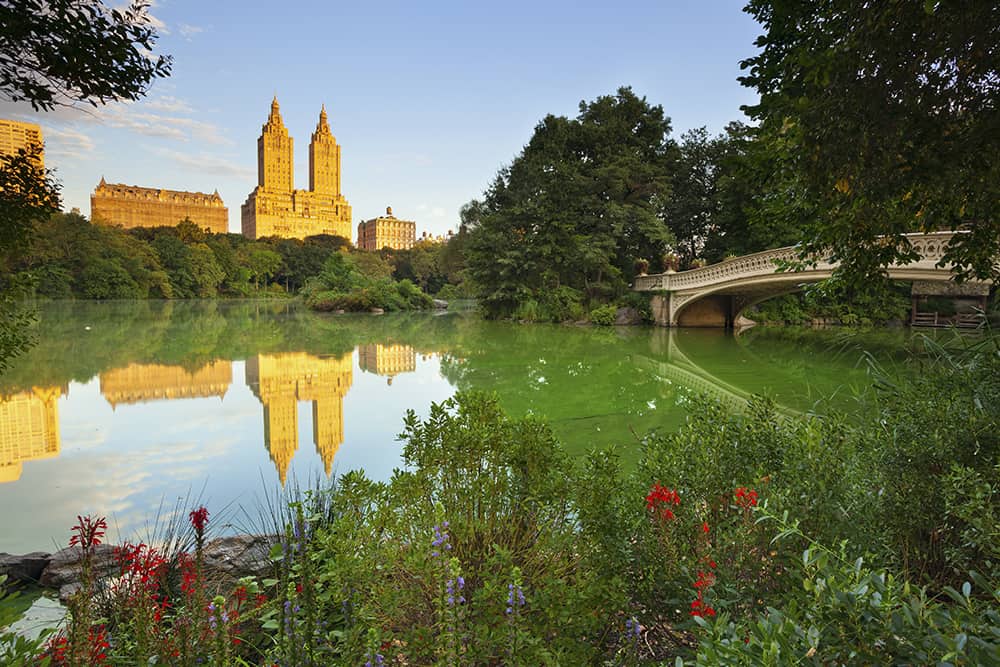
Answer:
[267,96,283,127]
[315,104,331,135]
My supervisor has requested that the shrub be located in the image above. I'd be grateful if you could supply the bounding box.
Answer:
[589,304,617,326]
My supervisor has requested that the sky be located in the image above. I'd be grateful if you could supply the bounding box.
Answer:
[1,0,763,238]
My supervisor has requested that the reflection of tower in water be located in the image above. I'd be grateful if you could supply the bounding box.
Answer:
[0,386,64,482]
[357,344,416,386]
[245,352,353,484]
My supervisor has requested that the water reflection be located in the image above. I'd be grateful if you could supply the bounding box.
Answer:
[358,344,416,385]
[100,361,232,408]
[246,352,353,482]
[0,301,924,552]
[0,386,64,482]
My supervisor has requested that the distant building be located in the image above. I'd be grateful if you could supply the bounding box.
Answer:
[242,99,352,240]
[418,229,455,244]
[0,119,44,167]
[0,386,63,483]
[357,207,416,250]
[99,361,232,408]
[358,344,416,385]
[91,178,228,233]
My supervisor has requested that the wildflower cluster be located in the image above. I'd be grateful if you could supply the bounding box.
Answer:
[431,521,452,558]
[40,627,111,666]
[645,482,681,521]
[506,581,526,616]
[690,569,717,618]
[734,487,758,510]
[69,514,107,550]
[446,574,466,607]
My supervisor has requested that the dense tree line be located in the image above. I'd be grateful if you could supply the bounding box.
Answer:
[3,212,470,302]
[464,2,998,319]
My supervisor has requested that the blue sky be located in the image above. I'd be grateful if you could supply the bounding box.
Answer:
[2,0,762,237]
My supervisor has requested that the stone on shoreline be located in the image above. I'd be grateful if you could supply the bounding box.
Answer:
[0,551,52,585]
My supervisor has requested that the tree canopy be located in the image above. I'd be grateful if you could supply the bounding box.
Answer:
[466,87,678,319]
[740,0,1000,284]
[0,0,172,110]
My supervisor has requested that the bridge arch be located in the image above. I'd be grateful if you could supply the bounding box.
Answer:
[633,233,992,327]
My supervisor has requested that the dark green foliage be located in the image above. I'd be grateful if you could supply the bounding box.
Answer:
[750,283,912,326]
[270,393,621,665]
[466,87,678,319]
[740,1,1000,285]
[0,145,59,372]
[8,213,448,303]
[694,512,1000,666]
[0,0,172,110]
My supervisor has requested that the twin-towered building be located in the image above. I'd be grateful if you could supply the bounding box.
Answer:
[241,99,353,240]
[79,99,421,245]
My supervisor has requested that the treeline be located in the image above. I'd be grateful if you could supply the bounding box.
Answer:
[4,211,470,303]
[460,89,809,320]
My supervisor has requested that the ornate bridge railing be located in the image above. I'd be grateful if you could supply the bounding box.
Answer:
[633,232,958,293]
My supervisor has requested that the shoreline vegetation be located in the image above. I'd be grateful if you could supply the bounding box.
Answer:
[2,329,998,664]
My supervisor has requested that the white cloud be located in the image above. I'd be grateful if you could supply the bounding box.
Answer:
[179,23,205,40]
[42,126,96,160]
[99,106,234,146]
[154,147,254,180]
[0,96,232,147]
[142,95,194,113]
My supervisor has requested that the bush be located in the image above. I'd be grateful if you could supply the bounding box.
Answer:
[589,304,617,325]
[694,509,1000,666]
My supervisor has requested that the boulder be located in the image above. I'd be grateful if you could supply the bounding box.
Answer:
[39,544,118,589]
[201,535,275,588]
[0,552,52,585]
[432,299,449,310]
[614,307,643,326]
[369,307,385,315]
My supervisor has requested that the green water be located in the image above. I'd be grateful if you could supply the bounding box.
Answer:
[0,300,921,553]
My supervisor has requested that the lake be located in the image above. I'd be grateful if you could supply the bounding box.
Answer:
[0,300,920,553]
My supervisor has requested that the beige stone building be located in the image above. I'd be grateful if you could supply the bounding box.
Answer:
[245,352,353,483]
[0,119,44,167]
[99,361,232,408]
[91,178,229,233]
[242,99,352,240]
[0,386,63,483]
[357,207,416,250]
[358,344,416,385]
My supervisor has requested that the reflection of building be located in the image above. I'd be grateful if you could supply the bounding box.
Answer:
[358,344,416,385]
[245,352,353,483]
[357,207,416,250]
[0,119,43,167]
[241,99,352,240]
[99,361,232,407]
[0,386,64,483]
[91,178,229,233]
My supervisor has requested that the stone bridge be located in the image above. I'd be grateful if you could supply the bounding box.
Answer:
[633,232,992,327]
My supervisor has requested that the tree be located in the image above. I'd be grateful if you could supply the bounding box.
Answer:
[0,145,59,372]
[0,0,171,372]
[740,1,1000,284]
[0,0,172,110]
[662,128,719,266]
[466,87,677,318]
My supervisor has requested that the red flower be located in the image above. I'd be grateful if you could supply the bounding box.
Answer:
[645,482,681,521]
[701,521,710,533]
[734,487,758,509]
[69,515,107,550]
[189,506,210,534]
